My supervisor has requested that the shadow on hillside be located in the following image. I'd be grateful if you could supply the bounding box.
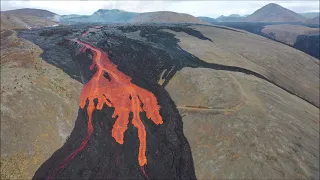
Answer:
[294,34,320,59]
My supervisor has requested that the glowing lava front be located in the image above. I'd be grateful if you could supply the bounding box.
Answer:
[76,38,163,166]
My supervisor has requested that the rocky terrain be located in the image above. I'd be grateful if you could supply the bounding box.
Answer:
[1,23,314,179]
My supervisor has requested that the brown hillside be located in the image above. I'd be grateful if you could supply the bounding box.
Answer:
[1,29,81,179]
[163,25,319,179]
[1,13,57,30]
[2,8,57,18]
[261,24,320,45]
[131,11,208,24]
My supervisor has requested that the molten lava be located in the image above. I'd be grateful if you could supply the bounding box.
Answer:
[77,38,163,166]
[48,26,163,179]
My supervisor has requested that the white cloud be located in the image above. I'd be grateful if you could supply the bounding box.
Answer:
[1,1,319,18]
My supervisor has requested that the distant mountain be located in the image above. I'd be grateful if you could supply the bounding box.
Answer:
[58,15,90,24]
[245,3,307,22]
[299,12,320,19]
[131,11,208,24]
[305,16,320,25]
[197,16,217,23]
[228,14,242,17]
[59,9,137,24]
[59,9,207,25]
[91,9,137,23]
[60,14,82,19]
[216,15,245,22]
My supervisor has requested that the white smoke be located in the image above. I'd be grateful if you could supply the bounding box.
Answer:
[52,14,61,22]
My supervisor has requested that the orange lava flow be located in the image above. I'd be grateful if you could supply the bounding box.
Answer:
[47,28,163,179]
[76,38,163,166]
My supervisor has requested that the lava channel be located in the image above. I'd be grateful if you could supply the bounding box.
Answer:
[48,28,163,179]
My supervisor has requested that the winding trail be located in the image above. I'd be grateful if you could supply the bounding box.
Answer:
[177,101,246,112]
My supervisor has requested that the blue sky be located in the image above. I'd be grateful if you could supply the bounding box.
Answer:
[1,1,319,18]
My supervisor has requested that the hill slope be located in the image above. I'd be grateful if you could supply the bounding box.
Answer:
[167,25,319,107]
[1,29,81,179]
[262,24,319,45]
[2,8,57,19]
[245,3,307,22]
[164,25,319,178]
[305,16,320,25]
[261,24,320,59]
[215,22,320,59]
[131,11,208,24]
[1,13,57,30]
